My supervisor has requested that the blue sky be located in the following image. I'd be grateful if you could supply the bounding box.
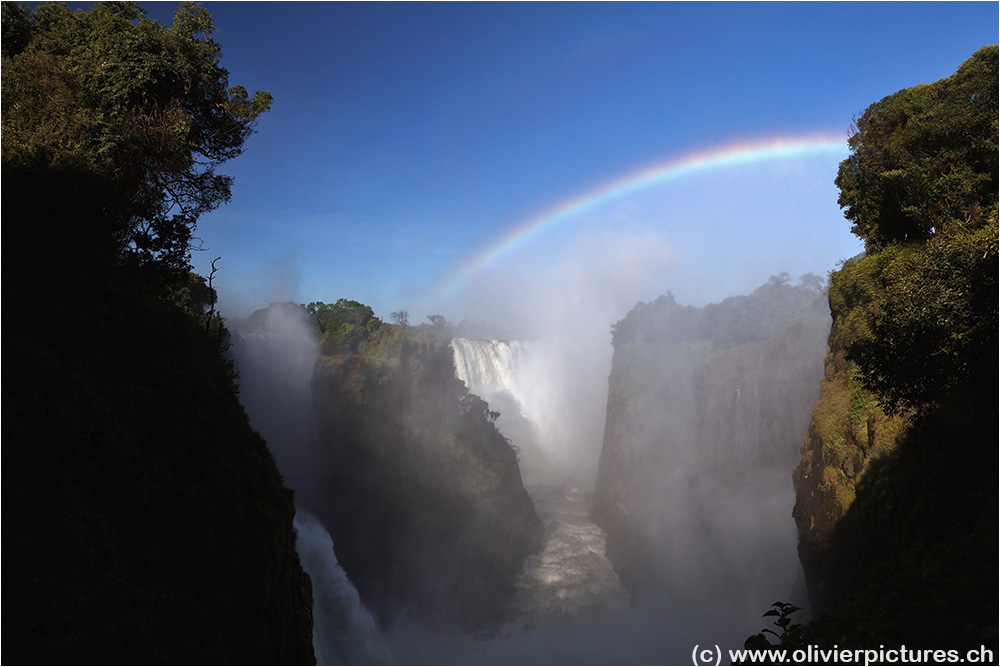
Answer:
[133,1,997,320]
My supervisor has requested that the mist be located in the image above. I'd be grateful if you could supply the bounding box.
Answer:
[438,280,828,664]
[450,228,675,485]
[439,155,850,484]
[426,177,834,660]
[228,302,395,665]
[222,161,837,663]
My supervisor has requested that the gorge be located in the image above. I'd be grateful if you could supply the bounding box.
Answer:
[226,276,834,664]
[6,4,994,661]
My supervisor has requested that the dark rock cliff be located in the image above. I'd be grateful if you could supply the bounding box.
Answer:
[303,330,543,631]
[592,278,829,615]
[5,279,316,665]
[789,46,997,650]
[792,253,998,648]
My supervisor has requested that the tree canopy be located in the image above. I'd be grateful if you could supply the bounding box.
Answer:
[2,1,271,283]
[305,299,383,353]
[3,7,316,662]
[835,223,997,416]
[836,45,998,252]
[833,46,998,417]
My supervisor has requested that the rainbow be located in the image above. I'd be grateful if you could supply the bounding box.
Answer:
[434,134,849,300]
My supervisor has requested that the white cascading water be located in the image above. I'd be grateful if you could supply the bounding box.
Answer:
[451,338,535,418]
[293,508,394,665]
[444,335,815,664]
[450,339,630,631]
[228,304,392,666]
[451,337,591,483]
[451,339,529,394]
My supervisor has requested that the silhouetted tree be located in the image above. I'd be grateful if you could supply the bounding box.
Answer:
[2,1,272,286]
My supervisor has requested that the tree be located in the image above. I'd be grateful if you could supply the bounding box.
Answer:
[2,1,272,285]
[836,45,998,252]
[798,273,826,293]
[832,46,999,417]
[168,269,217,318]
[391,310,409,327]
[305,299,383,353]
[307,299,378,335]
[3,8,316,661]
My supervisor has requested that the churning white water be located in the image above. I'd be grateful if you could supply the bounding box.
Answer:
[451,338,533,405]
[508,484,630,627]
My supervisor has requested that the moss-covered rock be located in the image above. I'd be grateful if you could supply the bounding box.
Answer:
[791,250,998,650]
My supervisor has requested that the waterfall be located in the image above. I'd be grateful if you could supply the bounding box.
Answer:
[451,338,533,407]
[229,303,392,666]
[294,508,394,665]
[451,338,545,478]
[449,338,631,634]
[451,336,609,485]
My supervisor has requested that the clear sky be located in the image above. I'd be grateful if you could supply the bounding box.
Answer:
[134,1,997,321]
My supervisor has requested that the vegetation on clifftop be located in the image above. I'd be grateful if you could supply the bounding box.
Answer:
[792,45,998,651]
[3,3,313,662]
[276,305,543,630]
[2,0,272,284]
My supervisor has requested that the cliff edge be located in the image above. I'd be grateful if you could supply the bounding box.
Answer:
[791,45,998,649]
[302,318,544,631]
[592,277,829,621]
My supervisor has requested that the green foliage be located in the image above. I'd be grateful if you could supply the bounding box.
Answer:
[166,269,230,349]
[1,2,31,55]
[2,1,272,281]
[836,45,998,252]
[306,298,384,353]
[793,46,1000,654]
[829,46,1000,419]
[845,225,997,416]
[167,270,216,317]
[743,602,815,653]
[4,4,310,661]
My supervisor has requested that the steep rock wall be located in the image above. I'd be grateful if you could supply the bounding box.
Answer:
[592,280,830,622]
[791,254,998,648]
[6,283,316,665]
[307,333,543,631]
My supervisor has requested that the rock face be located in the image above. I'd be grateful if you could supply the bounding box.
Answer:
[791,255,998,648]
[306,331,544,630]
[6,284,316,665]
[790,280,911,615]
[592,278,830,624]
[790,47,998,649]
